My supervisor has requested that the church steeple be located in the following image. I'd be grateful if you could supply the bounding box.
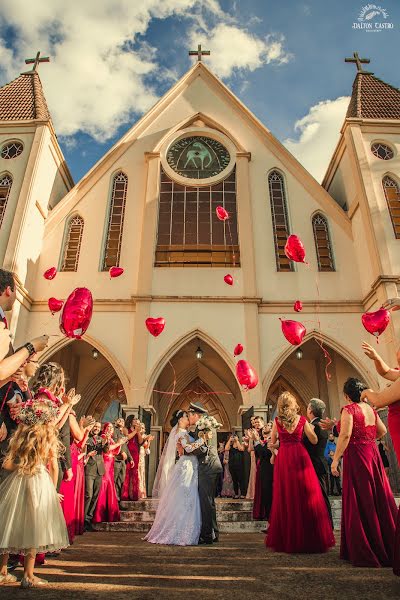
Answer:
[0,71,51,122]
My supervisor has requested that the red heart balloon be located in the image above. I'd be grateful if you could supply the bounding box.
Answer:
[280,319,306,346]
[284,235,306,263]
[60,288,93,339]
[216,206,229,221]
[109,266,124,278]
[294,300,303,312]
[48,297,64,315]
[361,308,390,338]
[224,274,234,286]
[234,343,244,356]
[44,267,57,280]
[236,360,258,390]
[145,317,165,337]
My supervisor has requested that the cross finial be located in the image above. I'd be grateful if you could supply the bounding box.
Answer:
[21,51,50,74]
[189,44,210,62]
[344,52,372,74]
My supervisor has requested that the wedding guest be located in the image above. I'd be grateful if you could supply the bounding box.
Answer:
[0,400,69,587]
[245,417,257,500]
[93,423,125,523]
[84,422,105,531]
[225,432,246,498]
[121,416,143,501]
[248,424,274,525]
[138,423,154,499]
[74,440,87,535]
[113,417,134,501]
[252,416,265,519]
[216,441,225,497]
[324,433,337,463]
[221,445,234,498]
[266,392,335,554]
[326,450,342,496]
[332,378,397,568]
[304,399,333,528]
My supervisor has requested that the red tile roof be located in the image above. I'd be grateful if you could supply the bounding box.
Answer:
[0,72,51,122]
[346,72,400,120]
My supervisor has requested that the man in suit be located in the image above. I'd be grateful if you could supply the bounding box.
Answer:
[84,421,106,530]
[304,398,333,528]
[113,417,133,501]
[186,403,223,545]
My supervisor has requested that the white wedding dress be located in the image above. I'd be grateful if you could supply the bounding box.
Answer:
[145,427,202,546]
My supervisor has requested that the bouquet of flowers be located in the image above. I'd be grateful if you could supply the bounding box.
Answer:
[197,415,222,433]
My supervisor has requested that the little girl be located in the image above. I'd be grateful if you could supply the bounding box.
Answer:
[0,400,69,587]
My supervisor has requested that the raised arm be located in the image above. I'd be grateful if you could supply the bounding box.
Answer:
[304,421,318,445]
[362,342,400,382]
[331,409,353,476]
[361,378,400,408]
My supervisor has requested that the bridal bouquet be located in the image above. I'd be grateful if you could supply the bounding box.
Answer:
[197,415,222,433]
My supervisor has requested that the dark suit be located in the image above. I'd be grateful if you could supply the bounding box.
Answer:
[113,428,133,501]
[84,434,106,523]
[254,441,274,520]
[303,417,333,527]
[191,426,223,543]
[58,419,72,490]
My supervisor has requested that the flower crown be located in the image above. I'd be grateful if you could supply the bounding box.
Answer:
[17,400,59,426]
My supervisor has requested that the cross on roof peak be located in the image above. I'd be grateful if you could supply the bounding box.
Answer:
[21,51,50,75]
[189,44,210,62]
[344,52,373,74]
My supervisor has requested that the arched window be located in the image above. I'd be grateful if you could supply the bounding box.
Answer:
[268,170,293,271]
[382,176,400,239]
[0,173,12,228]
[155,168,240,266]
[312,213,335,271]
[61,215,84,271]
[102,171,128,270]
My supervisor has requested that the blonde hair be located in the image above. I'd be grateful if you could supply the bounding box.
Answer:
[277,392,299,429]
[30,362,65,396]
[5,421,63,476]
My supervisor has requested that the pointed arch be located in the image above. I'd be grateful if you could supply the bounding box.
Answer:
[312,212,335,271]
[102,171,128,270]
[60,214,84,271]
[0,172,12,228]
[268,169,293,271]
[382,174,400,239]
[267,376,307,415]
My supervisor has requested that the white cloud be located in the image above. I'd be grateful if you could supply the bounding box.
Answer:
[189,24,292,78]
[283,96,350,182]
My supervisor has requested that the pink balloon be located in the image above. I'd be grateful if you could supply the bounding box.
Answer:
[109,266,124,278]
[294,300,303,313]
[145,317,165,337]
[280,319,306,346]
[216,206,229,221]
[44,267,57,280]
[60,288,93,339]
[48,297,64,315]
[236,360,258,390]
[285,235,306,263]
[234,343,244,357]
[361,308,390,338]
[224,274,234,286]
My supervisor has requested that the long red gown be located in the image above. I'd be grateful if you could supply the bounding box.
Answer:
[59,441,78,544]
[266,416,335,553]
[74,449,85,535]
[121,434,140,501]
[387,401,400,575]
[93,448,120,523]
[338,403,397,567]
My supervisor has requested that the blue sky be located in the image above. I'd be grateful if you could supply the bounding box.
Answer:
[0,0,399,183]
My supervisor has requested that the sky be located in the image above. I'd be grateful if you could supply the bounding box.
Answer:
[0,0,399,183]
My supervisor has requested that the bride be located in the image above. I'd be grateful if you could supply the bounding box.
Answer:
[145,409,205,546]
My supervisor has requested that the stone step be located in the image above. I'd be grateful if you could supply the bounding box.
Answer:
[93,520,267,534]
[120,499,253,512]
[120,510,255,523]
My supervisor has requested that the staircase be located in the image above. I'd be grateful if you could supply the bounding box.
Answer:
[94,498,266,533]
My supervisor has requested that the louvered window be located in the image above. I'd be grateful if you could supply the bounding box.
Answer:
[383,176,400,239]
[268,171,293,271]
[0,174,12,228]
[61,215,84,271]
[102,172,127,269]
[312,213,335,271]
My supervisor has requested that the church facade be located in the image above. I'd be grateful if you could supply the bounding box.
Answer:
[0,56,399,486]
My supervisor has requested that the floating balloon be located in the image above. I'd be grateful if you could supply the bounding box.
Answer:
[236,360,258,390]
[224,274,234,286]
[44,267,57,280]
[361,308,390,339]
[280,318,306,346]
[294,300,303,313]
[109,266,124,279]
[60,288,93,339]
[234,343,244,357]
[145,317,165,337]
[216,206,229,221]
[284,235,306,263]
[48,297,64,315]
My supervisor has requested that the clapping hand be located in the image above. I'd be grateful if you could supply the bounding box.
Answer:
[320,417,337,431]
[8,401,24,421]
[80,415,96,430]
[87,450,97,458]
[62,388,81,406]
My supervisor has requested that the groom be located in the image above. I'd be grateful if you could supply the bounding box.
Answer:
[186,403,223,545]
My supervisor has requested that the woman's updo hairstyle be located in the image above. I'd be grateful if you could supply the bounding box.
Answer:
[343,377,367,403]
[30,362,65,396]
[170,409,187,428]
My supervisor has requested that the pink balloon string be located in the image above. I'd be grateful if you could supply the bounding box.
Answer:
[314,273,332,381]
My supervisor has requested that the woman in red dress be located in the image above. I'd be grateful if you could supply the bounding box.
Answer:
[332,378,397,568]
[266,392,335,554]
[93,423,124,523]
[121,416,143,501]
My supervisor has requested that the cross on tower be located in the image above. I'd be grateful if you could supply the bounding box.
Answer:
[22,51,50,74]
[344,51,372,74]
[189,44,210,62]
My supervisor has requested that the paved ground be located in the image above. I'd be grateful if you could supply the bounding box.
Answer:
[1,532,400,599]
